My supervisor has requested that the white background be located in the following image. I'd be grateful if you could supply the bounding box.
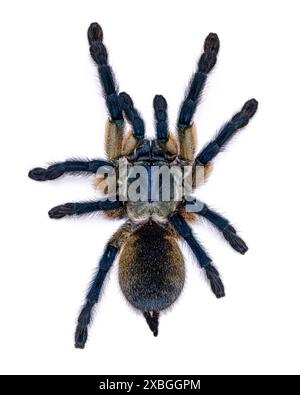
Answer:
[0,0,299,375]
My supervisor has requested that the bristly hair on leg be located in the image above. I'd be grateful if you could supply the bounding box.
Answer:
[87,22,123,123]
[204,264,225,298]
[189,201,249,255]
[177,32,220,129]
[28,159,113,181]
[74,244,119,349]
[196,98,258,165]
[48,200,123,219]
[223,225,248,255]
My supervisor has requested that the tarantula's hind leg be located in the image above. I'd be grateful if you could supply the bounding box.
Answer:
[143,311,159,337]
[171,212,225,298]
[223,225,248,255]
[203,265,225,299]
[75,223,132,349]
[75,244,118,349]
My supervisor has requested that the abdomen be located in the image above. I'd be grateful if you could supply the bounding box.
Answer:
[119,222,185,311]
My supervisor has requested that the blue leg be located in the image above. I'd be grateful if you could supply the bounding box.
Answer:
[88,23,123,123]
[196,99,258,165]
[75,243,119,349]
[119,92,145,141]
[184,200,248,254]
[48,200,123,219]
[28,159,112,181]
[170,213,225,298]
[177,33,219,130]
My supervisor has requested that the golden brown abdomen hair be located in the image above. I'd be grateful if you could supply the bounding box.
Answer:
[119,222,185,312]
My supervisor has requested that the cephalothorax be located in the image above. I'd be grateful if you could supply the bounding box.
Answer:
[29,23,258,348]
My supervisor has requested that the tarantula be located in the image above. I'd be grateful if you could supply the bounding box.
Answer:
[28,22,258,349]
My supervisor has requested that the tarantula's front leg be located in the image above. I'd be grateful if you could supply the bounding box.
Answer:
[196,99,258,165]
[184,199,248,254]
[192,99,258,187]
[48,200,123,219]
[28,159,112,181]
[88,22,123,124]
[178,33,219,132]
[177,33,220,161]
[88,23,126,159]
[75,223,131,349]
[170,213,225,298]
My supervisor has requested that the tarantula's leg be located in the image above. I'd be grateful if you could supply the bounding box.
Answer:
[88,22,123,124]
[28,159,113,181]
[105,120,125,160]
[184,199,248,254]
[170,213,225,298]
[75,224,131,349]
[88,23,125,159]
[48,200,123,219]
[177,33,220,160]
[178,33,219,129]
[196,99,258,165]
[119,92,145,142]
[75,243,118,349]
